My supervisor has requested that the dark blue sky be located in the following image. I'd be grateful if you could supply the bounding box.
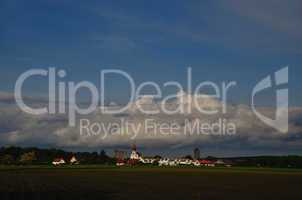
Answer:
[0,0,301,105]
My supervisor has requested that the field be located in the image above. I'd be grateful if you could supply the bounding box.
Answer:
[0,166,301,200]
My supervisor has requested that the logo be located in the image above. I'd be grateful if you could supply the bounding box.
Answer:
[251,67,288,133]
[13,66,289,137]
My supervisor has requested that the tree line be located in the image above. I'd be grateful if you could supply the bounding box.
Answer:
[0,146,115,165]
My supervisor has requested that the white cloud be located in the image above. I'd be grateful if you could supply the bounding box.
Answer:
[0,91,301,155]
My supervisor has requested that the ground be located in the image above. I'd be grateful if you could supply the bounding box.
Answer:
[0,165,301,200]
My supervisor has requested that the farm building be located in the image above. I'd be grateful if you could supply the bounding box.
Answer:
[198,160,215,167]
[70,156,79,165]
[52,158,66,166]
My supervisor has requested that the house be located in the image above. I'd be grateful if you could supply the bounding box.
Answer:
[158,158,170,166]
[198,159,215,167]
[70,155,79,165]
[178,159,193,165]
[52,158,66,166]
[168,160,178,166]
[213,159,232,167]
[116,162,125,166]
[139,157,156,164]
[116,159,126,166]
[215,159,225,165]
[158,159,183,166]
[193,160,201,166]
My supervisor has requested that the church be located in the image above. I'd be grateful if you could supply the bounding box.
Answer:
[130,144,141,160]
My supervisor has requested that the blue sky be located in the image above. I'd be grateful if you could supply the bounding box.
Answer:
[0,0,301,105]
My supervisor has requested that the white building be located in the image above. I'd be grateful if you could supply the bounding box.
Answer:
[140,157,156,164]
[70,156,79,165]
[52,158,66,166]
[193,160,201,166]
[178,159,193,165]
[158,158,170,166]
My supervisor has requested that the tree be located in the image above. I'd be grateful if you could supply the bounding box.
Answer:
[99,150,111,164]
[20,151,37,164]
[100,150,107,157]
[184,155,193,160]
[0,154,14,164]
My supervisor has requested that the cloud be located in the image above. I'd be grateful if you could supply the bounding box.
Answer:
[0,91,49,105]
[0,91,301,156]
[226,0,302,37]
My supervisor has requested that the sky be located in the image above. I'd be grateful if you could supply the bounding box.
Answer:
[0,0,301,105]
[0,0,302,156]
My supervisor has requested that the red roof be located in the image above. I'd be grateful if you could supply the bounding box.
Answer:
[198,160,214,164]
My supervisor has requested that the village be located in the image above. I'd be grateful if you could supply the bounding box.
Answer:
[52,145,232,167]
[115,144,232,167]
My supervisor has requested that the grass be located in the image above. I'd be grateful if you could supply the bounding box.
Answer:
[0,165,301,200]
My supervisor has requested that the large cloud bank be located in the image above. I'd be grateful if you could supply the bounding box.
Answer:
[0,91,302,156]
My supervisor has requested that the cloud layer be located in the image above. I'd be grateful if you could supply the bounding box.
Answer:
[0,92,302,156]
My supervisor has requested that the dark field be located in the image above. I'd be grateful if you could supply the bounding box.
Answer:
[0,166,301,200]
